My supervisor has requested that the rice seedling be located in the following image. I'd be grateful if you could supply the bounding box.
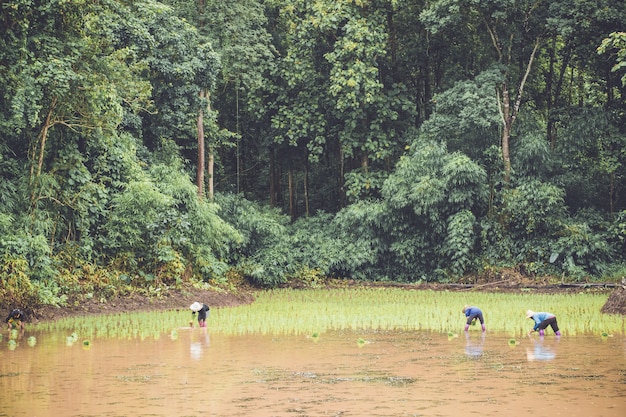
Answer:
[36,288,624,340]
[66,332,79,346]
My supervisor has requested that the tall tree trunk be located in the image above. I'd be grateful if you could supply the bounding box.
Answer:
[547,38,572,149]
[236,82,241,193]
[609,171,615,216]
[417,29,433,126]
[339,146,347,208]
[29,98,58,208]
[36,106,54,180]
[498,39,540,183]
[288,166,295,221]
[207,148,214,199]
[205,92,214,200]
[499,81,512,182]
[304,154,309,217]
[546,35,556,147]
[196,0,214,199]
[387,9,397,73]
[197,90,205,198]
[269,147,276,207]
[361,152,369,173]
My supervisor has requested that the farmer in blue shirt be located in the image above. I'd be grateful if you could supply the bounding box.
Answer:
[526,310,561,336]
[462,305,486,332]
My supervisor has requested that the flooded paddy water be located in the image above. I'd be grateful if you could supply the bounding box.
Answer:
[1,326,624,417]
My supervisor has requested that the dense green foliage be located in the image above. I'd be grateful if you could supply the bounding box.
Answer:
[1,0,625,305]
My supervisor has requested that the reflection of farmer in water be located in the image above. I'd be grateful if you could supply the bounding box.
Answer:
[190,328,211,361]
[526,338,556,361]
[526,310,561,336]
[190,302,210,328]
[462,305,486,332]
[5,308,26,330]
[464,331,485,358]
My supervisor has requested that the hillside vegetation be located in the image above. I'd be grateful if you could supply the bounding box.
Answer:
[1,0,625,311]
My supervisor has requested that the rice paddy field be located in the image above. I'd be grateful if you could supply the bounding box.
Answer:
[33,288,626,337]
[1,288,625,417]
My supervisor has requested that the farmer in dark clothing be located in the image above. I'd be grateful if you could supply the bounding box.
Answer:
[462,305,486,332]
[526,310,561,336]
[5,309,26,330]
[190,302,210,328]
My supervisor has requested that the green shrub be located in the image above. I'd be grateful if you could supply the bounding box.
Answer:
[0,255,36,307]
[442,210,478,276]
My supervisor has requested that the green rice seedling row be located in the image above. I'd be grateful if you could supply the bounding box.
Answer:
[34,288,624,340]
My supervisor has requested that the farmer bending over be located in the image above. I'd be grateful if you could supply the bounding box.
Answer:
[526,310,561,336]
[190,302,210,328]
[462,305,486,332]
[5,308,26,330]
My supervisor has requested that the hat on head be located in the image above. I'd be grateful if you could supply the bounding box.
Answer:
[462,305,470,313]
[526,310,535,318]
[190,302,203,312]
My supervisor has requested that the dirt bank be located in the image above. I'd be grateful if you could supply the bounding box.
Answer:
[29,285,255,323]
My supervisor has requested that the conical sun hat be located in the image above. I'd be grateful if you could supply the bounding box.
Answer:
[190,302,203,312]
[526,310,535,318]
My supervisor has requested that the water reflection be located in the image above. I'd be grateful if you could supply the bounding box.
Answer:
[189,328,210,361]
[526,336,557,361]
[1,330,624,417]
[464,331,485,358]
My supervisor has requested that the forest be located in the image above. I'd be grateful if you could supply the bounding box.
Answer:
[1,0,625,308]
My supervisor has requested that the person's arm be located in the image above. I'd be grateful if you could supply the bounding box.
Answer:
[527,317,538,335]
[533,313,548,330]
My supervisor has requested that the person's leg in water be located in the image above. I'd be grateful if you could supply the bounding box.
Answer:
[547,317,560,335]
[537,317,558,336]
[476,312,486,332]
[465,313,486,332]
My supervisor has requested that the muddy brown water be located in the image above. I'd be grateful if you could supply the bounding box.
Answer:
[1,328,624,417]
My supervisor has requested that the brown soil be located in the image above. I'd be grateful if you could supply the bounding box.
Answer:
[28,284,256,323]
